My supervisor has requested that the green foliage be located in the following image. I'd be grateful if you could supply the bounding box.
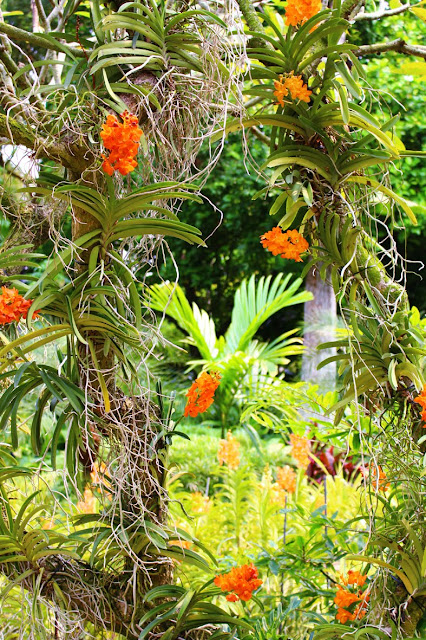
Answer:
[148,273,311,431]
[226,1,426,420]
[156,135,300,336]
[318,296,426,424]
[141,581,253,640]
[168,426,366,639]
[5,0,228,119]
[0,362,85,469]
[169,426,290,490]
[357,11,426,311]
[0,179,205,423]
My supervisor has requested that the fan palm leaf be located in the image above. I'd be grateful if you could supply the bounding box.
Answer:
[225,274,311,353]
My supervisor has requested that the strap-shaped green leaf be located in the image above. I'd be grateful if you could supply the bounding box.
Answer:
[109,219,204,245]
[165,9,226,33]
[212,116,306,142]
[102,15,164,46]
[147,283,217,360]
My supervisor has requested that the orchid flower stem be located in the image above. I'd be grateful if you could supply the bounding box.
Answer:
[279,493,288,632]
[281,494,288,595]
[173,415,183,429]
[324,475,330,589]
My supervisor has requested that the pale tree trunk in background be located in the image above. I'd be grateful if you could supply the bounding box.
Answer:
[301,266,337,393]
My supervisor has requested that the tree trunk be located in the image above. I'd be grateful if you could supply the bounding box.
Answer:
[301,266,337,393]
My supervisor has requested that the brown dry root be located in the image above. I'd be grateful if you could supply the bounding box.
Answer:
[355,241,409,310]
[0,189,68,274]
[367,576,426,638]
[0,539,215,638]
[1,556,137,637]
[1,554,180,638]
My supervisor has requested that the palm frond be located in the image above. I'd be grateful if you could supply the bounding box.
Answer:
[147,283,217,361]
[225,274,311,353]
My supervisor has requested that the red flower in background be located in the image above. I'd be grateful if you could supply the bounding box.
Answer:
[306,437,359,484]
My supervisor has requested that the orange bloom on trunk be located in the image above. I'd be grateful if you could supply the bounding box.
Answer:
[341,570,367,587]
[285,0,321,26]
[334,580,370,624]
[362,463,390,492]
[336,607,355,624]
[353,595,369,619]
[414,384,426,424]
[101,110,143,176]
[274,73,312,105]
[184,371,221,418]
[260,227,309,262]
[334,586,360,609]
[77,487,96,514]
[0,287,37,325]
[214,564,262,602]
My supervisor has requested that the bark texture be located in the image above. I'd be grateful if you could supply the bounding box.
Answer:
[301,266,337,393]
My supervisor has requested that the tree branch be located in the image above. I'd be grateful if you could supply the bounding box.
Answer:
[34,0,50,31]
[354,3,411,20]
[0,113,90,172]
[48,0,68,28]
[355,38,426,60]
[0,22,85,57]
[250,125,271,146]
[341,0,365,21]
[237,0,265,32]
